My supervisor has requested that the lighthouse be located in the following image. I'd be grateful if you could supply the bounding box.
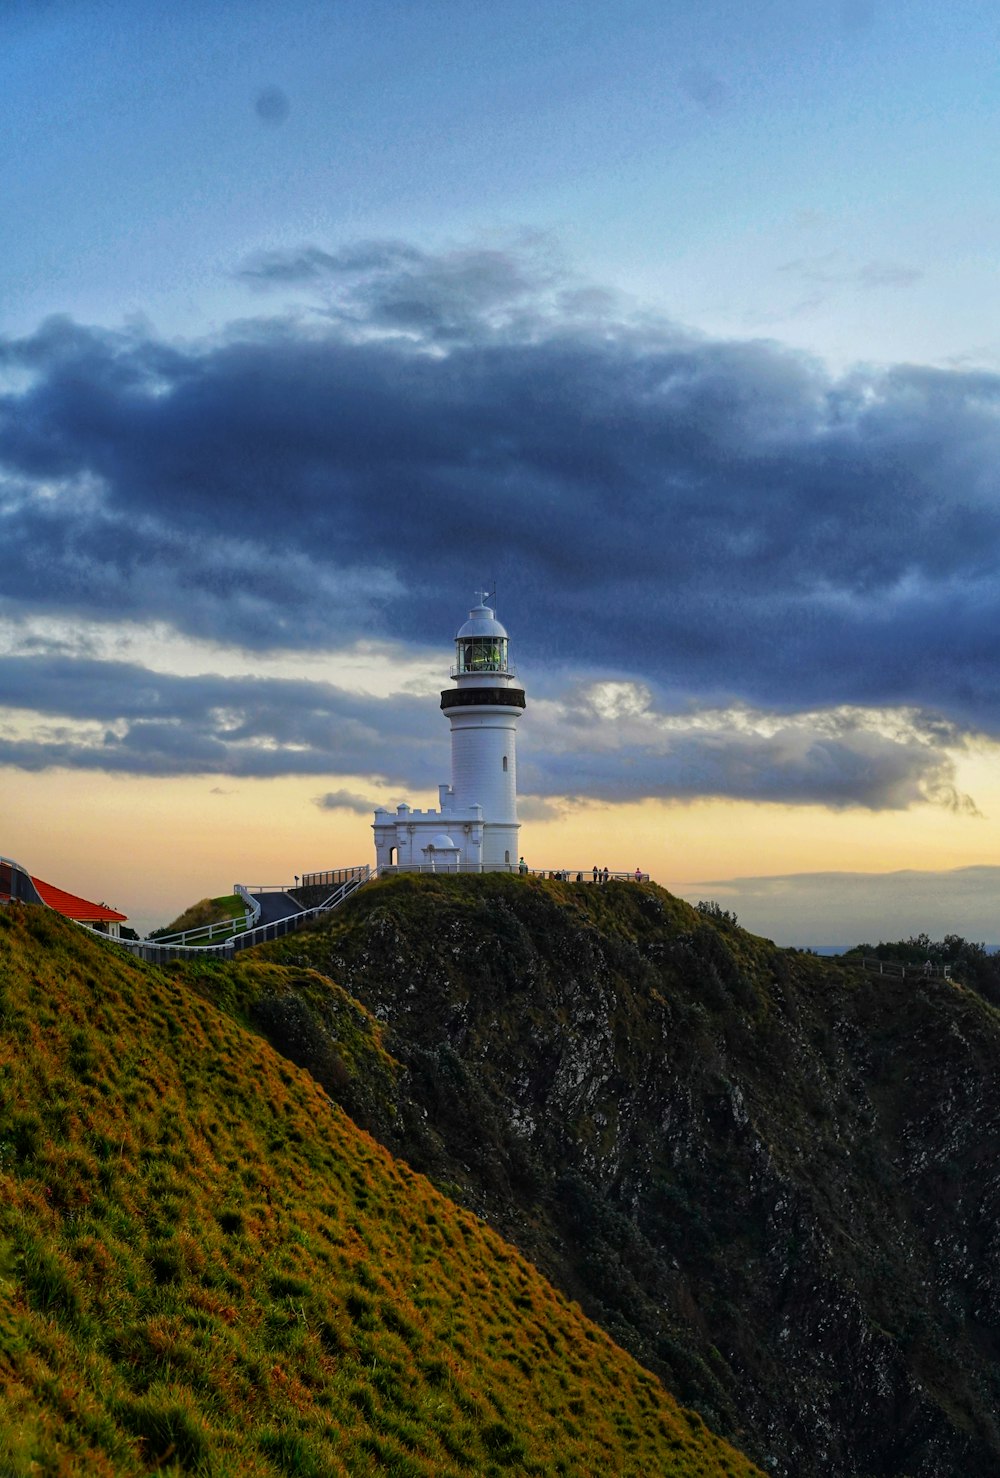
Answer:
[373,593,526,872]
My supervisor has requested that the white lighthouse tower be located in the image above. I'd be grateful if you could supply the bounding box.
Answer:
[373,593,526,872]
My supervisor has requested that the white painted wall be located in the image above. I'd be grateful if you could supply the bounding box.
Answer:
[448,710,519,822]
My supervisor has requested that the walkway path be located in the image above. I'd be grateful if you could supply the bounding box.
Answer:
[250,890,304,925]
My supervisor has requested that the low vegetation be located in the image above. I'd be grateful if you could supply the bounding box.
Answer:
[0,900,763,1477]
[150,894,247,941]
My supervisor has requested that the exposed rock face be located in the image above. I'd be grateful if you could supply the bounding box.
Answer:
[260,875,1000,1477]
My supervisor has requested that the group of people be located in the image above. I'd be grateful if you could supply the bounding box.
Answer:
[516,861,646,884]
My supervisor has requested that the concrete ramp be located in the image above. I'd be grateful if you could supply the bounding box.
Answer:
[250,890,305,926]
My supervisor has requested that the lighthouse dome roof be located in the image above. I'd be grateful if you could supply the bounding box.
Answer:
[457,596,508,640]
[430,833,457,850]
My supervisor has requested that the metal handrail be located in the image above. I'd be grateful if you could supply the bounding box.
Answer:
[234,883,263,927]
[835,954,952,982]
[105,867,372,963]
[448,664,519,679]
[149,912,252,947]
[300,867,369,889]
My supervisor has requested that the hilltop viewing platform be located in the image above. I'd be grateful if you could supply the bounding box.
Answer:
[308,863,650,883]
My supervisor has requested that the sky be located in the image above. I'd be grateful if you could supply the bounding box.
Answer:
[5,0,1000,941]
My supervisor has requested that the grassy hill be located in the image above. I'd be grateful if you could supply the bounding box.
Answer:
[0,900,763,1477]
[150,894,247,940]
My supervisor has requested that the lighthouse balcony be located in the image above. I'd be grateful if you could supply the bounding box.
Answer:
[449,660,518,680]
[441,686,526,710]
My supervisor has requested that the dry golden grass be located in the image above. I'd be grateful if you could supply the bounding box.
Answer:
[0,901,763,1477]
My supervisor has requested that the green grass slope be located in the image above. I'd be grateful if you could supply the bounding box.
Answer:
[150,895,247,940]
[0,902,763,1478]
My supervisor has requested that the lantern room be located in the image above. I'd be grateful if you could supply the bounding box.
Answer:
[453,596,510,678]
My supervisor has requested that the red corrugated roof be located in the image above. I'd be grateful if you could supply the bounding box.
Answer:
[30,875,127,923]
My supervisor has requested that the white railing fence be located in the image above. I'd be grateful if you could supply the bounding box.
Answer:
[835,954,953,982]
[76,867,371,964]
[234,883,263,928]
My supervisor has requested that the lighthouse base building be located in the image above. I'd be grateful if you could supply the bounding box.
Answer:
[374,595,525,872]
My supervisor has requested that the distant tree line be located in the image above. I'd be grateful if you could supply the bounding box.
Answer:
[843,934,1000,1007]
[695,899,739,929]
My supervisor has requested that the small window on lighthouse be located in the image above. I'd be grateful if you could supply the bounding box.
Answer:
[502,755,508,772]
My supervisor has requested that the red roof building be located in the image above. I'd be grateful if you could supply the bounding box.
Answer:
[1,856,127,935]
[30,876,127,927]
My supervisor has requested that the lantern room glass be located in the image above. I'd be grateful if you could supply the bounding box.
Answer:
[456,636,508,674]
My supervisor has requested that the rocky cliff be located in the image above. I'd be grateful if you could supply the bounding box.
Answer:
[250,874,1000,1477]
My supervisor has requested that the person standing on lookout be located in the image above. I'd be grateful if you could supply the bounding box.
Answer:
[602,866,609,884]
[592,864,599,883]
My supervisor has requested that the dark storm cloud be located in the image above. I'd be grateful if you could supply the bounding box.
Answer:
[314,789,377,813]
[523,689,973,812]
[0,655,437,782]
[522,730,960,812]
[236,237,559,340]
[237,241,425,286]
[0,653,969,811]
[3,240,1000,806]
